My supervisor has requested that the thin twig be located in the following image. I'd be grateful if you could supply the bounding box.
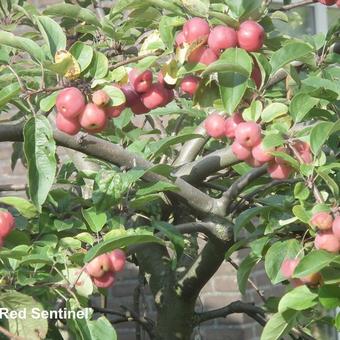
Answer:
[109,51,162,70]
[0,325,25,340]
[270,0,317,12]
[228,259,266,303]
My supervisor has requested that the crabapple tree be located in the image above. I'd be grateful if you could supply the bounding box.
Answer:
[0,0,339,339]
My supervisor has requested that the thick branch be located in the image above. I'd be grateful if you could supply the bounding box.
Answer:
[173,123,208,166]
[178,238,233,299]
[0,120,224,216]
[195,300,265,326]
[174,147,238,184]
[0,184,26,192]
[175,220,233,241]
[219,166,267,213]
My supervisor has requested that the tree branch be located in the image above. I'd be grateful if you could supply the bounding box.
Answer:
[175,220,233,240]
[174,147,238,184]
[230,178,302,215]
[173,122,208,166]
[271,0,317,12]
[178,238,233,300]
[194,300,266,326]
[219,166,268,213]
[0,120,225,216]
[0,184,26,192]
[109,51,162,70]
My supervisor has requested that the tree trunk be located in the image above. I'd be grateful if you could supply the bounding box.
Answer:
[155,290,196,340]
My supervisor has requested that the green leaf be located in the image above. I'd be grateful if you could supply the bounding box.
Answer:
[294,182,310,201]
[289,93,319,123]
[234,206,272,236]
[278,285,318,313]
[317,169,339,198]
[270,42,313,74]
[39,91,59,112]
[36,16,66,58]
[69,42,94,72]
[242,100,262,122]
[224,0,262,19]
[262,134,284,149]
[0,197,38,218]
[61,268,93,298]
[237,253,261,294]
[20,254,53,266]
[292,205,311,223]
[23,116,56,210]
[293,250,337,278]
[43,3,100,26]
[261,103,288,123]
[201,61,249,77]
[130,194,161,209]
[148,134,203,158]
[88,317,117,340]
[270,151,299,169]
[260,310,298,340]
[159,16,185,49]
[181,0,210,16]
[82,207,107,233]
[84,234,165,262]
[43,57,74,76]
[153,221,185,259]
[218,48,252,114]
[310,121,337,155]
[0,291,48,340]
[88,51,108,79]
[318,285,340,309]
[0,30,44,62]
[0,83,21,108]
[265,240,302,284]
[102,85,125,106]
[136,181,178,196]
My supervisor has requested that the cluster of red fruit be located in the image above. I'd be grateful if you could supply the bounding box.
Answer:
[0,210,15,246]
[174,18,264,96]
[55,67,178,135]
[204,112,312,179]
[55,87,120,135]
[280,214,340,288]
[118,67,175,115]
[311,212,340,253]
[85,249,126,289]
[176,17,264,63]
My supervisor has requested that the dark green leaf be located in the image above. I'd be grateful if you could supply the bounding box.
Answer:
[85,234,165,262]
[44,4,100,26]
[36,16,66,58]
[270,42,313,74]
[23,116,56,210]
[237,253,261,294]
